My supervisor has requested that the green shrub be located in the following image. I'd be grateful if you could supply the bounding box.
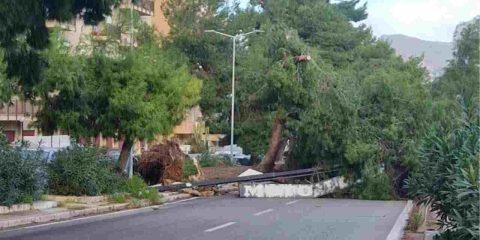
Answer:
[407,122,479,240]
[119,175,161,204]
[108,193,127,203]
[48,145,123,196]
[144,188,162,204]
[199,154,216,167]
[199,153,232,167]
[120,175,148,198]
[182,160,197,178]
[0,135,46,206]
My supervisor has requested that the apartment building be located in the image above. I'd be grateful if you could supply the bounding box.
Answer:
[0,98,38,142]
[1,1,218,152]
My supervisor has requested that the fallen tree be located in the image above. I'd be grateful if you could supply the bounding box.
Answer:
[137,141,185,185]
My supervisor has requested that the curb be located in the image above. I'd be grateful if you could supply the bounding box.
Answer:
[386,200,413,240]
[0,193,195,231]
[0,203,129,230]
[0,197,200,239]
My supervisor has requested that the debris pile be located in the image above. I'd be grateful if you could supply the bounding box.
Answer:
[138,141,185,185]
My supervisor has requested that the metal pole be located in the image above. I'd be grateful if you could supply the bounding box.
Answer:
[204,29,263,164]
[128,146,133,179]
[230,37,236,163]
[130,0,133,48]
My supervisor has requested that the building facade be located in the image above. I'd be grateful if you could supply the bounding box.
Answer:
[1,1,216,153]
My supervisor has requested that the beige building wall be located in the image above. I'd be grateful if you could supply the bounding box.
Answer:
[153,0,170,35]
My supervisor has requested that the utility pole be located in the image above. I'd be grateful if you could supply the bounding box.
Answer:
[204,29,263,163]
[128,0,134,179]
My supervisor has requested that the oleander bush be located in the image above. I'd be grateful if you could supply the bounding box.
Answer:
[407,122,479,240]
[0,134,46,206]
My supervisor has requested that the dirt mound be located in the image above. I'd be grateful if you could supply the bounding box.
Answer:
[138,141,186,185]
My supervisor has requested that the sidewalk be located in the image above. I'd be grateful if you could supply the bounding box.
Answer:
[0,192,191,230]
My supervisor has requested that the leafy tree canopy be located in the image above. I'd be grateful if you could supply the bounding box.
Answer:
[34,22,201,170]
[0,0,119,99]
[165,0,430,194]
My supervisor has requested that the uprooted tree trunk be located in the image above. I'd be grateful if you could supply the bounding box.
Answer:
[118,137,134,172]
[137,141,186,185]
[258,116,286,173]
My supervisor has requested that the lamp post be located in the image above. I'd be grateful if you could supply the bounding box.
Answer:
[205,29,263,163]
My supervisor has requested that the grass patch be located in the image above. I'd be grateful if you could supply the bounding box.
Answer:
[407,208,424,232]
[108,193,128,203]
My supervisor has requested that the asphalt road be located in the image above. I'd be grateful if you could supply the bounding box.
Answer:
[0,197,406,240]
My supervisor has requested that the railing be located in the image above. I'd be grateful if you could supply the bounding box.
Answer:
[0,100,36,120]
[121,0,154,16]
[136,0,154,13]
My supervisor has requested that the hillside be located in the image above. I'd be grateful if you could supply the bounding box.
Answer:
[381,34,453,77]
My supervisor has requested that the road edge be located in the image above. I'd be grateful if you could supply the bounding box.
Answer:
[0,197,200,238]
[386,200,413,240]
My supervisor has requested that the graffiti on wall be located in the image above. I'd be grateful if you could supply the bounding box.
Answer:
[240,177,348,198]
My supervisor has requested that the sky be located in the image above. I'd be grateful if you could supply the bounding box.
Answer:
[362,0,480,42]
[235,0,480,43]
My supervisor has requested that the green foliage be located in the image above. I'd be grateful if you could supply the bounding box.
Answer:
[182,160,198,178]
[407,210,424,232]
[165,0,428,196]
[432,18,479,124]
[0,0,119,99]
[199,155,217,167]
[407,120,479,240]
[34,28,201,170]
[0,135,46,206]
[144,188,162,205]
[353,161,393,200]
[108,192,127,204]
[113,176,161,204]
[198,153,231,167]
[120,175,148,198]
[47,145,122,196]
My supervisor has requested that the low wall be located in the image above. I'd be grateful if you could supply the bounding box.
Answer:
[0,201,57,215]
[239,176,348,198]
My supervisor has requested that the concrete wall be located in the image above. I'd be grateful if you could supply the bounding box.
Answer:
[240,176,349,198]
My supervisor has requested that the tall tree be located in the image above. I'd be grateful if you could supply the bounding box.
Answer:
[35,28,201,171]
[0,0,119,99]
[165,0,430,200]
[432,18,479,124]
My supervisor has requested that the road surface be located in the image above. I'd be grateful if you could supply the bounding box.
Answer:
[0,197,406,240]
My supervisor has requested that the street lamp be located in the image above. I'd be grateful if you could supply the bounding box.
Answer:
[205,29,263,163]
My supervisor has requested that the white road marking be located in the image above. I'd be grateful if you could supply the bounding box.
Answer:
[254,208,274,216]
[285,200,299,205]
[204,222,236,232]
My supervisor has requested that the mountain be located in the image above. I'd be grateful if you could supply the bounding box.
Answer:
[453,15,480,42]
[380,34,453,77]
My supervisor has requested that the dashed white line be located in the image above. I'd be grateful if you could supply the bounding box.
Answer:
[254,208,274,216]
[285,200,299,205]
[204,222,237,232]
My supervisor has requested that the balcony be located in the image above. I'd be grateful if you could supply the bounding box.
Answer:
[0,100,36,122]
[120,0,154,16]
